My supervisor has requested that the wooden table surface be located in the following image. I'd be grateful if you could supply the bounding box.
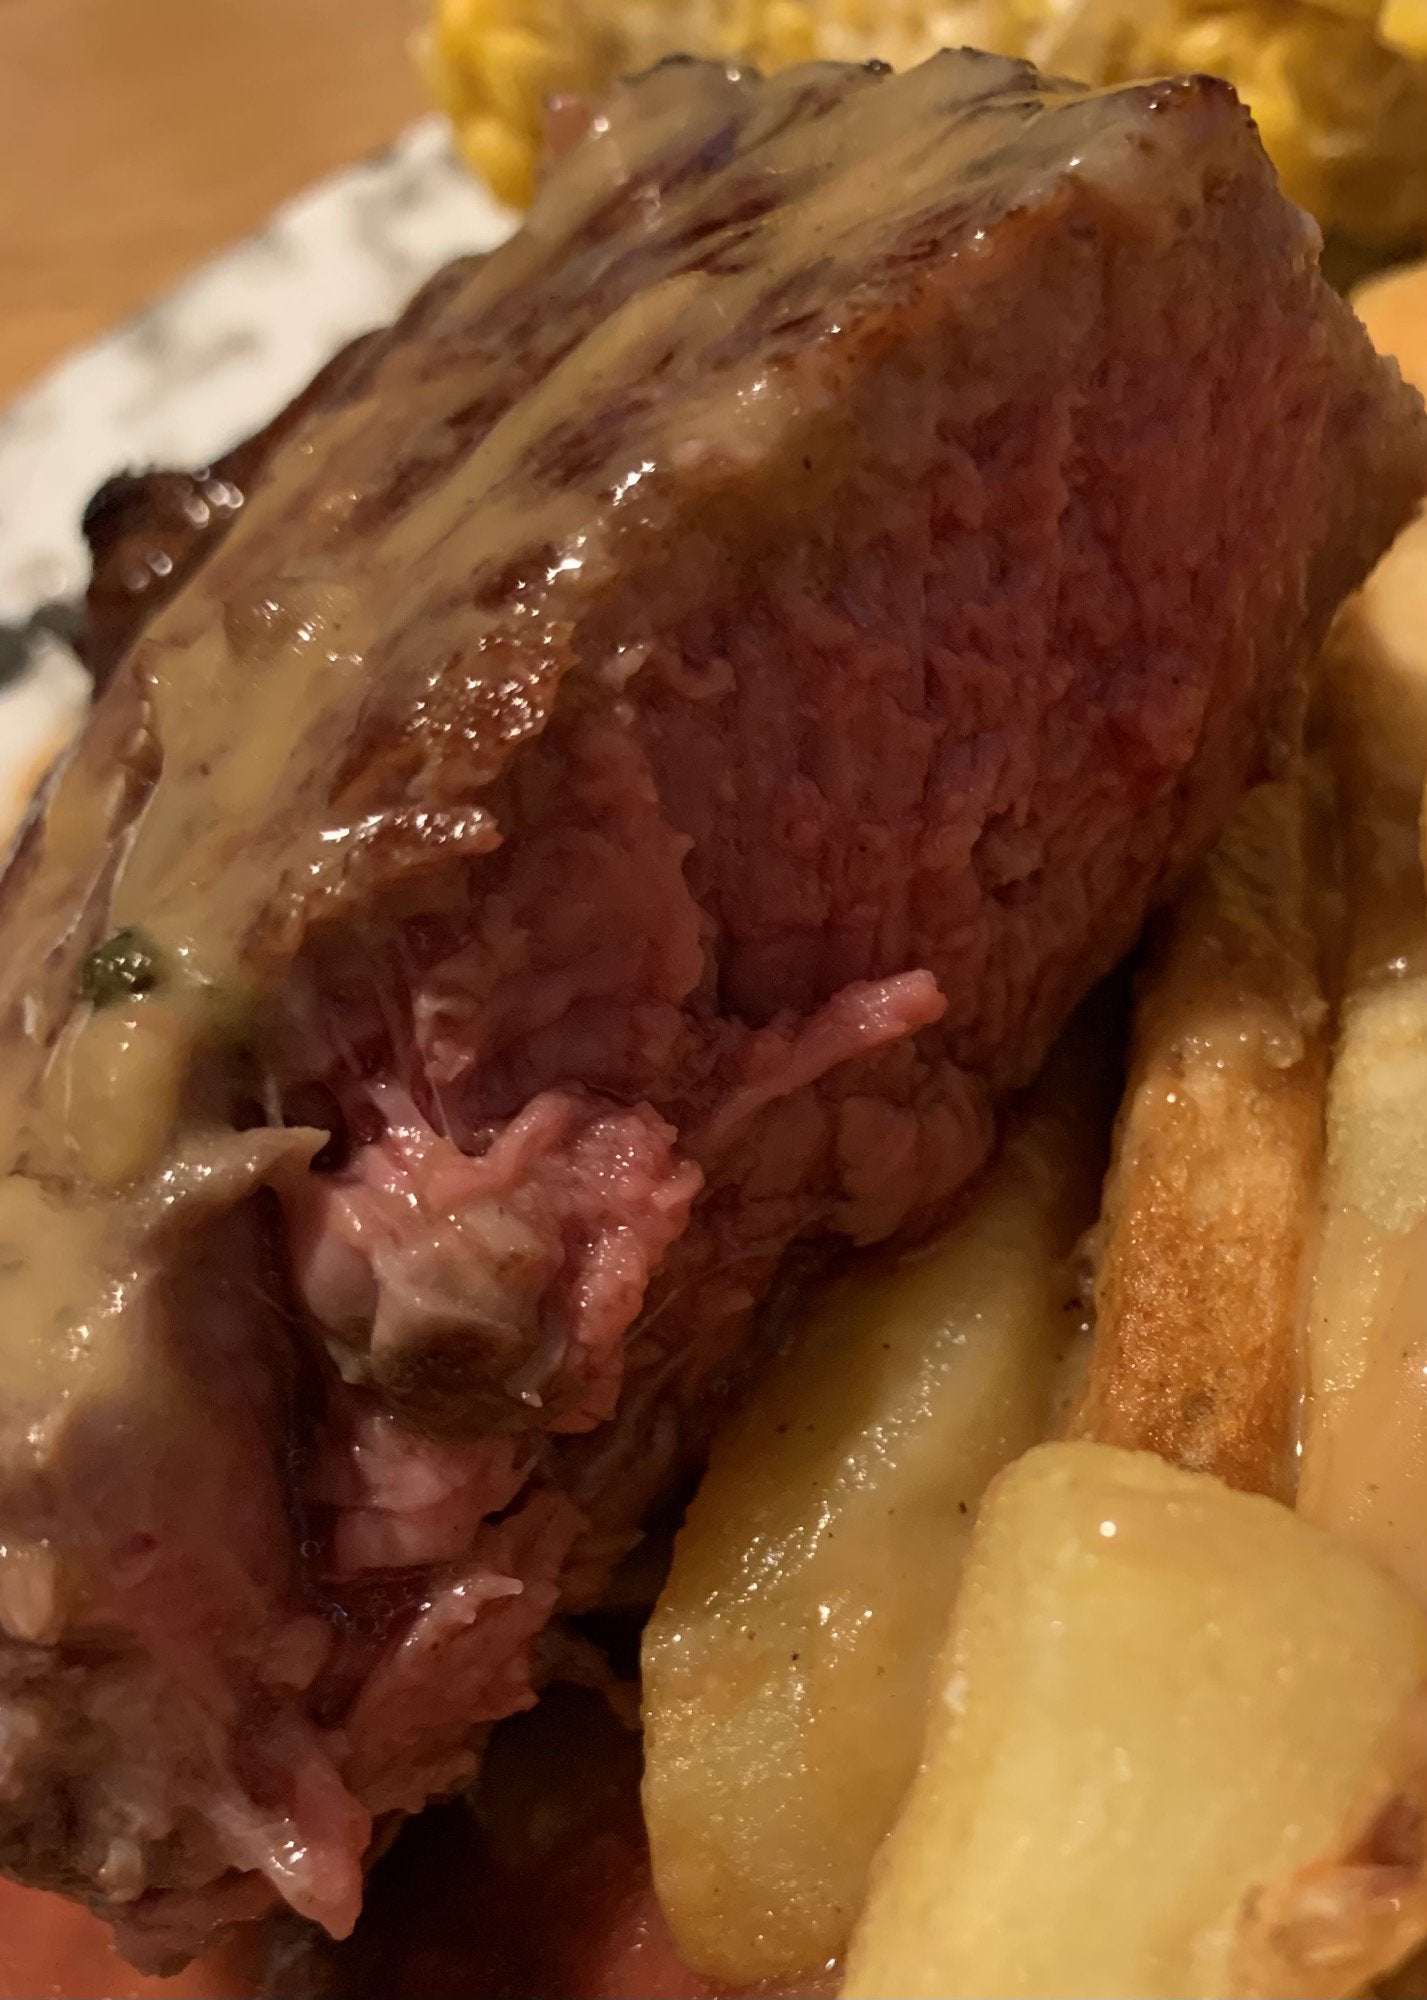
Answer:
[0,0,429,406]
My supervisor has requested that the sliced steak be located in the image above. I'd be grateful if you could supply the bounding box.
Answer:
[0,48,1421,1970]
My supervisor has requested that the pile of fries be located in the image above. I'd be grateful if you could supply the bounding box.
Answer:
[638,264,1427,1999]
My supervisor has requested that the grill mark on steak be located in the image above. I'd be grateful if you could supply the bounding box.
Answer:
[0,47,1422,1967]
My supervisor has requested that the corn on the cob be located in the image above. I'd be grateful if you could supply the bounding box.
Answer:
[421,0,1427,246]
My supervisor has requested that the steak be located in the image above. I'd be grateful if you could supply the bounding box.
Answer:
[0,49,1420,1970]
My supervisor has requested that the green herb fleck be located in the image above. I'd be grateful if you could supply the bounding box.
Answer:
[80,928,163,1008]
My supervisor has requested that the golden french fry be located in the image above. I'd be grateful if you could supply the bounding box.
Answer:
[1296,502,1427,1596]
[641,1021,1113,1986]
[1070,777,1326,1499]
[842,1442,1427,2000]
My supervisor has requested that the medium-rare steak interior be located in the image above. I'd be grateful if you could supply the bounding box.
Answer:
[0,47,1421,1971]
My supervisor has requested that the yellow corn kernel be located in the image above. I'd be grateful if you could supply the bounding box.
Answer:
[436,0,489,69]
[1381,0,1427,54]
[459,111,540,206]
[478,24,562,124]
[742,0,821,65]
[415,24,477,119]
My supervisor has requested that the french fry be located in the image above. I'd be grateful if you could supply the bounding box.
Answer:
[1295,506,1427,1595]
[1082,269,1427,1541]
[1294,270,1427,1594]
[842,1443,1427,2000]
[1235,1692,1427,2000]
[1353,261,1427,403]
[641,1015,1114,1985]
[1070,776,1327,1500]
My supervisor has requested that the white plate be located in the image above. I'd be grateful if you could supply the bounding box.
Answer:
[0,117,512,839]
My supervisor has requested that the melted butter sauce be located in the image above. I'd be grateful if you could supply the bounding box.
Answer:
[0,53,1253,1427]
[0,1177,129,1420]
